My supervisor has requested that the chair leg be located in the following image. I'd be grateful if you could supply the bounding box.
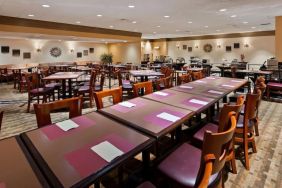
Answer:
[251,139,257,153]
[230,153,237,174]
[244,139,250,170]
[27,97,31,113]
[254,118,259,136]
[89,92,93,108]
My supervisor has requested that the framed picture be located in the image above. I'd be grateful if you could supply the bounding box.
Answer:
[183,45,187,50]
[1,46,10,53]
[77,52,82,58]
[226,46,232,52]
[83,50,88,56]
[234,43,240,49]
[12,49,20,57]
[23,52,31,59]
[188,47,192,52]
[89,48,94,53]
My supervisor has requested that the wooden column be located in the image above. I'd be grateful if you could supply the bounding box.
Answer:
[276,16,282,61]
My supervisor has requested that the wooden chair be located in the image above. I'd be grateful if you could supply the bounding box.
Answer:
[33,96,83,128]
[177,73,192,85]
[25,73,54,112]
[193,95,244,174]
[133,81,153,97]
[192,71,203,80]
[94,87,123,110]
[116,70,133,93]
[158,112,237,188]
[0,111,3,131]
[155,76,173,90]
[234,91,261,170]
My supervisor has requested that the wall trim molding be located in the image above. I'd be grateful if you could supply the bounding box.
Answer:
[0,15,142,38]
[143,31,275,42]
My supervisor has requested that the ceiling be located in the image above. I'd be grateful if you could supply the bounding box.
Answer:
[0,31,127,43]
[0,0,281,39]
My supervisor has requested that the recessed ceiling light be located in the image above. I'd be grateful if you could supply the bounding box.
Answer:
[28,14,34,17]
[219,9,227,12]
[156,25,161,28]
[230,15,237,18]
[243,21,249,24]
[188,21,193,24]
[204,26,209,28]
[97,14,102,17]
[42,4,50,8]
[216,29,221,32]
[128,5,135,8]
[76,21,81,24]
[132,21,137,24]
[251,26,256,29]
[123,40,127,43]
[164,15,170,18]
[109,25,114,28]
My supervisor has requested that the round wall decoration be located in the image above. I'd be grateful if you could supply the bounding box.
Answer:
[50,47,62,57]
[203,44,213,53]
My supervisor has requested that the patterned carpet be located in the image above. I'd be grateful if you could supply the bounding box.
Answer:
[0,82,281,188]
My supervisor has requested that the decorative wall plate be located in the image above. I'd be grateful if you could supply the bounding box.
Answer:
[50,47,62,57]
[203,44,212,53]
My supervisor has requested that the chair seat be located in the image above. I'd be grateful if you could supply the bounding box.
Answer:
[136,181,156,188]
[158,143,218,188]
[193,123,218,142]
[236,115,254,128]
[30,87,53,94]
[45,83,62,88]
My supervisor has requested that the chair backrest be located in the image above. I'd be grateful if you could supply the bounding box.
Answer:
[192,71,203,80]
[177,73,192,85]
[244,91,261,121]
[89,70,97,88]
[0,111,3,131]
[196,112,237,187]
[94,87,123,110]
[165,68,173,77]
[116,70,123,86]
[98,73,105,90]
[33,96,83,128]
[231,66,237,78]
[218,95,244,132]
[133,81,153,97]
[25,73,41,92]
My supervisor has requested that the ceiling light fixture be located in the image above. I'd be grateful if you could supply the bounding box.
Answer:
[28,14,34,17]
[97,14,102,17]
[230,15,237,18]
[216,29,221,32]
[188,21,193,24]
[132,21,137,24]
[109,25,114,28]
[243,21,249,24]
[251,26,256,29]
[204,26,209,28]
[164,15,170,18]
[156,25,161,28]
[76,21,81,24]
[128,5,135,8]
[42,4,50,8]
[219,9,227,12]
[123,40,127,43]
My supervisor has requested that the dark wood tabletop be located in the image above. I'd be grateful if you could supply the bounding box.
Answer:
[43,72,84,80]
[99,97,194,139]
[20,112,153,188]
[0,137,49,188]
[142,89,217,113]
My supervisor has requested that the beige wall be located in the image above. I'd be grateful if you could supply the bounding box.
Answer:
[141,40,168,61]
[276,16,282,62]
[167,36,275,69]
[108,42,141,64]
[0,38,108,65]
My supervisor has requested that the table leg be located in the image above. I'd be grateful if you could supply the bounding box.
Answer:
[62,80,66,99]
[108,68,111,89]
[221,69,224,77]
[68,79,72,97]
[142,148,150,179]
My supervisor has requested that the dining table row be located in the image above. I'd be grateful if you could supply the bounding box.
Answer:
[0,76,248,188]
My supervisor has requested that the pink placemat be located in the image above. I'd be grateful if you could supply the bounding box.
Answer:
[0,183,6,188]
[64,134,134,178]
[41,116,95,141]
[110,99,146,113]
[150,91,175,99]
[182,97,210,109]
[144,109,186,128]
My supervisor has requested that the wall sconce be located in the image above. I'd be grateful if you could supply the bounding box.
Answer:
[70,49,74,53]
[176,44,180,49]
[195,45,199,49]
[37,48,41,52]
[244,44,249,48]
[217,44,221,48]
[154,46,160,50]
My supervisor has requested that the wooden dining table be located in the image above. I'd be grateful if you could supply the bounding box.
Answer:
[0,137,49,188]
[43,72,84,98]
[20,112,154,188]
[129,70,164,82]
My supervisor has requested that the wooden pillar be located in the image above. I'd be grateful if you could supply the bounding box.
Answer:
[275,16,282,61]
